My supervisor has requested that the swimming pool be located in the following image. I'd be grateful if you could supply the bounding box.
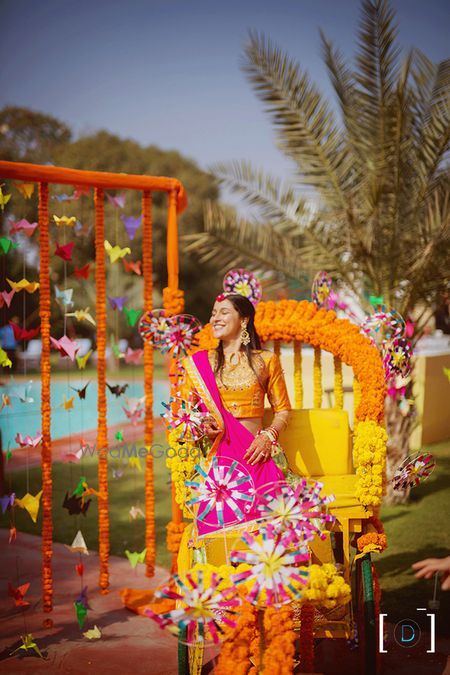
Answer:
[0,378,170,450]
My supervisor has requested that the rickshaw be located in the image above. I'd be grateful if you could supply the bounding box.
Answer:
[176,301,384,675]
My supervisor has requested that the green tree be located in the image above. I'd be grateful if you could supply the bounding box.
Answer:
[184,0,450,502]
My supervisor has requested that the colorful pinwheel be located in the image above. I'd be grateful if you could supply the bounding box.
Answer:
[255,480,335,542]
[361,306,405,347]
[223,268,262,306]
[230,524,310,607]
[139,308,171,349]
[161,314,202,358]
[185,456,254,529]
[145,569,241,644]
[161,392,206,441]
[392,452,436,491]
[382,337,413,380]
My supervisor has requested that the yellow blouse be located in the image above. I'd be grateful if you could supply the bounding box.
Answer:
[183,349,291,419]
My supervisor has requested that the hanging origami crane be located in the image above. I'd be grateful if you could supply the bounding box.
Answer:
[106,382,129,397]
[125,548,147,569]
[53,215,76,226]
[76,350,92,370]
[108,295,127,311]
[65,308,96,326]
[0,492,15,514]
[9,380,34,403]
[0,237,19,254]
[104,240,131,263]
[123,259,142,275]
[74,220,92,237]
[15,490,43,523]
[0,289,15,308]
[123,347,143,364]
[10,323,40,341]
[61,396,75,410]
[8,582,30,607]
[10,218,39,237]
[14,182,35,199]
[107,192,126,209]
[55,241,75,262]
[145,569,241,645]
[123,307,142,327]
[129,505,145,520]
[0,348,12,368]
[54,286,74,308]
[121,214,142,240]
[66,530,89,555]
[73,263,91,279]
[83,625,102,640]
[70,382,90,400]
[50,335,80,360]
[14,431,42,448]
[7,278,40,293]
[0,185,11,211]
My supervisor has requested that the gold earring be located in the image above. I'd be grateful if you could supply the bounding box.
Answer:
[240,322,250,346]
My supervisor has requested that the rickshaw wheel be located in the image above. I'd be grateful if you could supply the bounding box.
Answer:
[355,553,378,675]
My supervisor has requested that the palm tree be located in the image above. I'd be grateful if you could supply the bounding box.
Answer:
[184,0,450,502]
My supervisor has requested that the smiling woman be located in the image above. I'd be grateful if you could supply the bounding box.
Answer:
[181,292,291,535]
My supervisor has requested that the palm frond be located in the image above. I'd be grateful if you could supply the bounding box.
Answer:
[241,31,351,210]
[211,160,310,233]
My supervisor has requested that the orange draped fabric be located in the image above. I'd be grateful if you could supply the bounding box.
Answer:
[142,191,156,577]
[95,187,110,593]
[39,182,53,613]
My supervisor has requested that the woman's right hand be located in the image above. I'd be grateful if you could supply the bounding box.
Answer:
[203,414,222,441]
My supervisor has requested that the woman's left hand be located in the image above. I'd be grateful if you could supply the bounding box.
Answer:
[244,434,272,465]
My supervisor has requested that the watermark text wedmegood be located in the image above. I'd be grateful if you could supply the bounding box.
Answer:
[80,443,201,460]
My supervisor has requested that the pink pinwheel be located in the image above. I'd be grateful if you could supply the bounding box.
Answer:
[0,289,15,308]
[107,192,126,209]
[10,219,39,237]
[161,392,206,441]
[50,335,80,361]
[255,480,335,542]
[108,295,127,311]
[160,314,202,358]
[223,268,262,306]
[230,524,310,607]
[121,214,142,240]
[145,569,241,645]
[55,241,75,261]
[185,456,254,529]
[15,431,43,448]
[392,452,436,491]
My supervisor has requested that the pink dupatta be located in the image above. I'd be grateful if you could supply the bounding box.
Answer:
[185,350,285,535]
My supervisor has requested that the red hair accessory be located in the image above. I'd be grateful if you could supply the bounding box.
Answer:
[215,293,227,302]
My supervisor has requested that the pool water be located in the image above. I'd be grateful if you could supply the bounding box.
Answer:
[0,378,170,450]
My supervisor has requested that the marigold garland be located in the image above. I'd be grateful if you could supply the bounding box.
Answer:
[39,182,53,613]
[263,605,296,675]
[95,187,109,593]
[166,429,198,513]
[166,520,188,554]
[142,190,156,577]
[356,533,388,554]
[214,601,258,675]
[313,346,322,409]
[353,421,388,506]
[163,286,184,316]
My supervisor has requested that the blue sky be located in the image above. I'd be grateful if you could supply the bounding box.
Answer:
[1,0,449,185]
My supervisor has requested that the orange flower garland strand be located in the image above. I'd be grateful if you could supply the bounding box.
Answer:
[214,602,258,675]
[95,187,109,593]
[263,606,297,675]
[142,190,156,577]
[39,182,53,613]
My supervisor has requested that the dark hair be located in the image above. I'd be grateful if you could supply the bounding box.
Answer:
[213,293,263,386]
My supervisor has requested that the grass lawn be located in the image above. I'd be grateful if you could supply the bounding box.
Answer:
[2,433,449,634]
[379,439,450,634]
